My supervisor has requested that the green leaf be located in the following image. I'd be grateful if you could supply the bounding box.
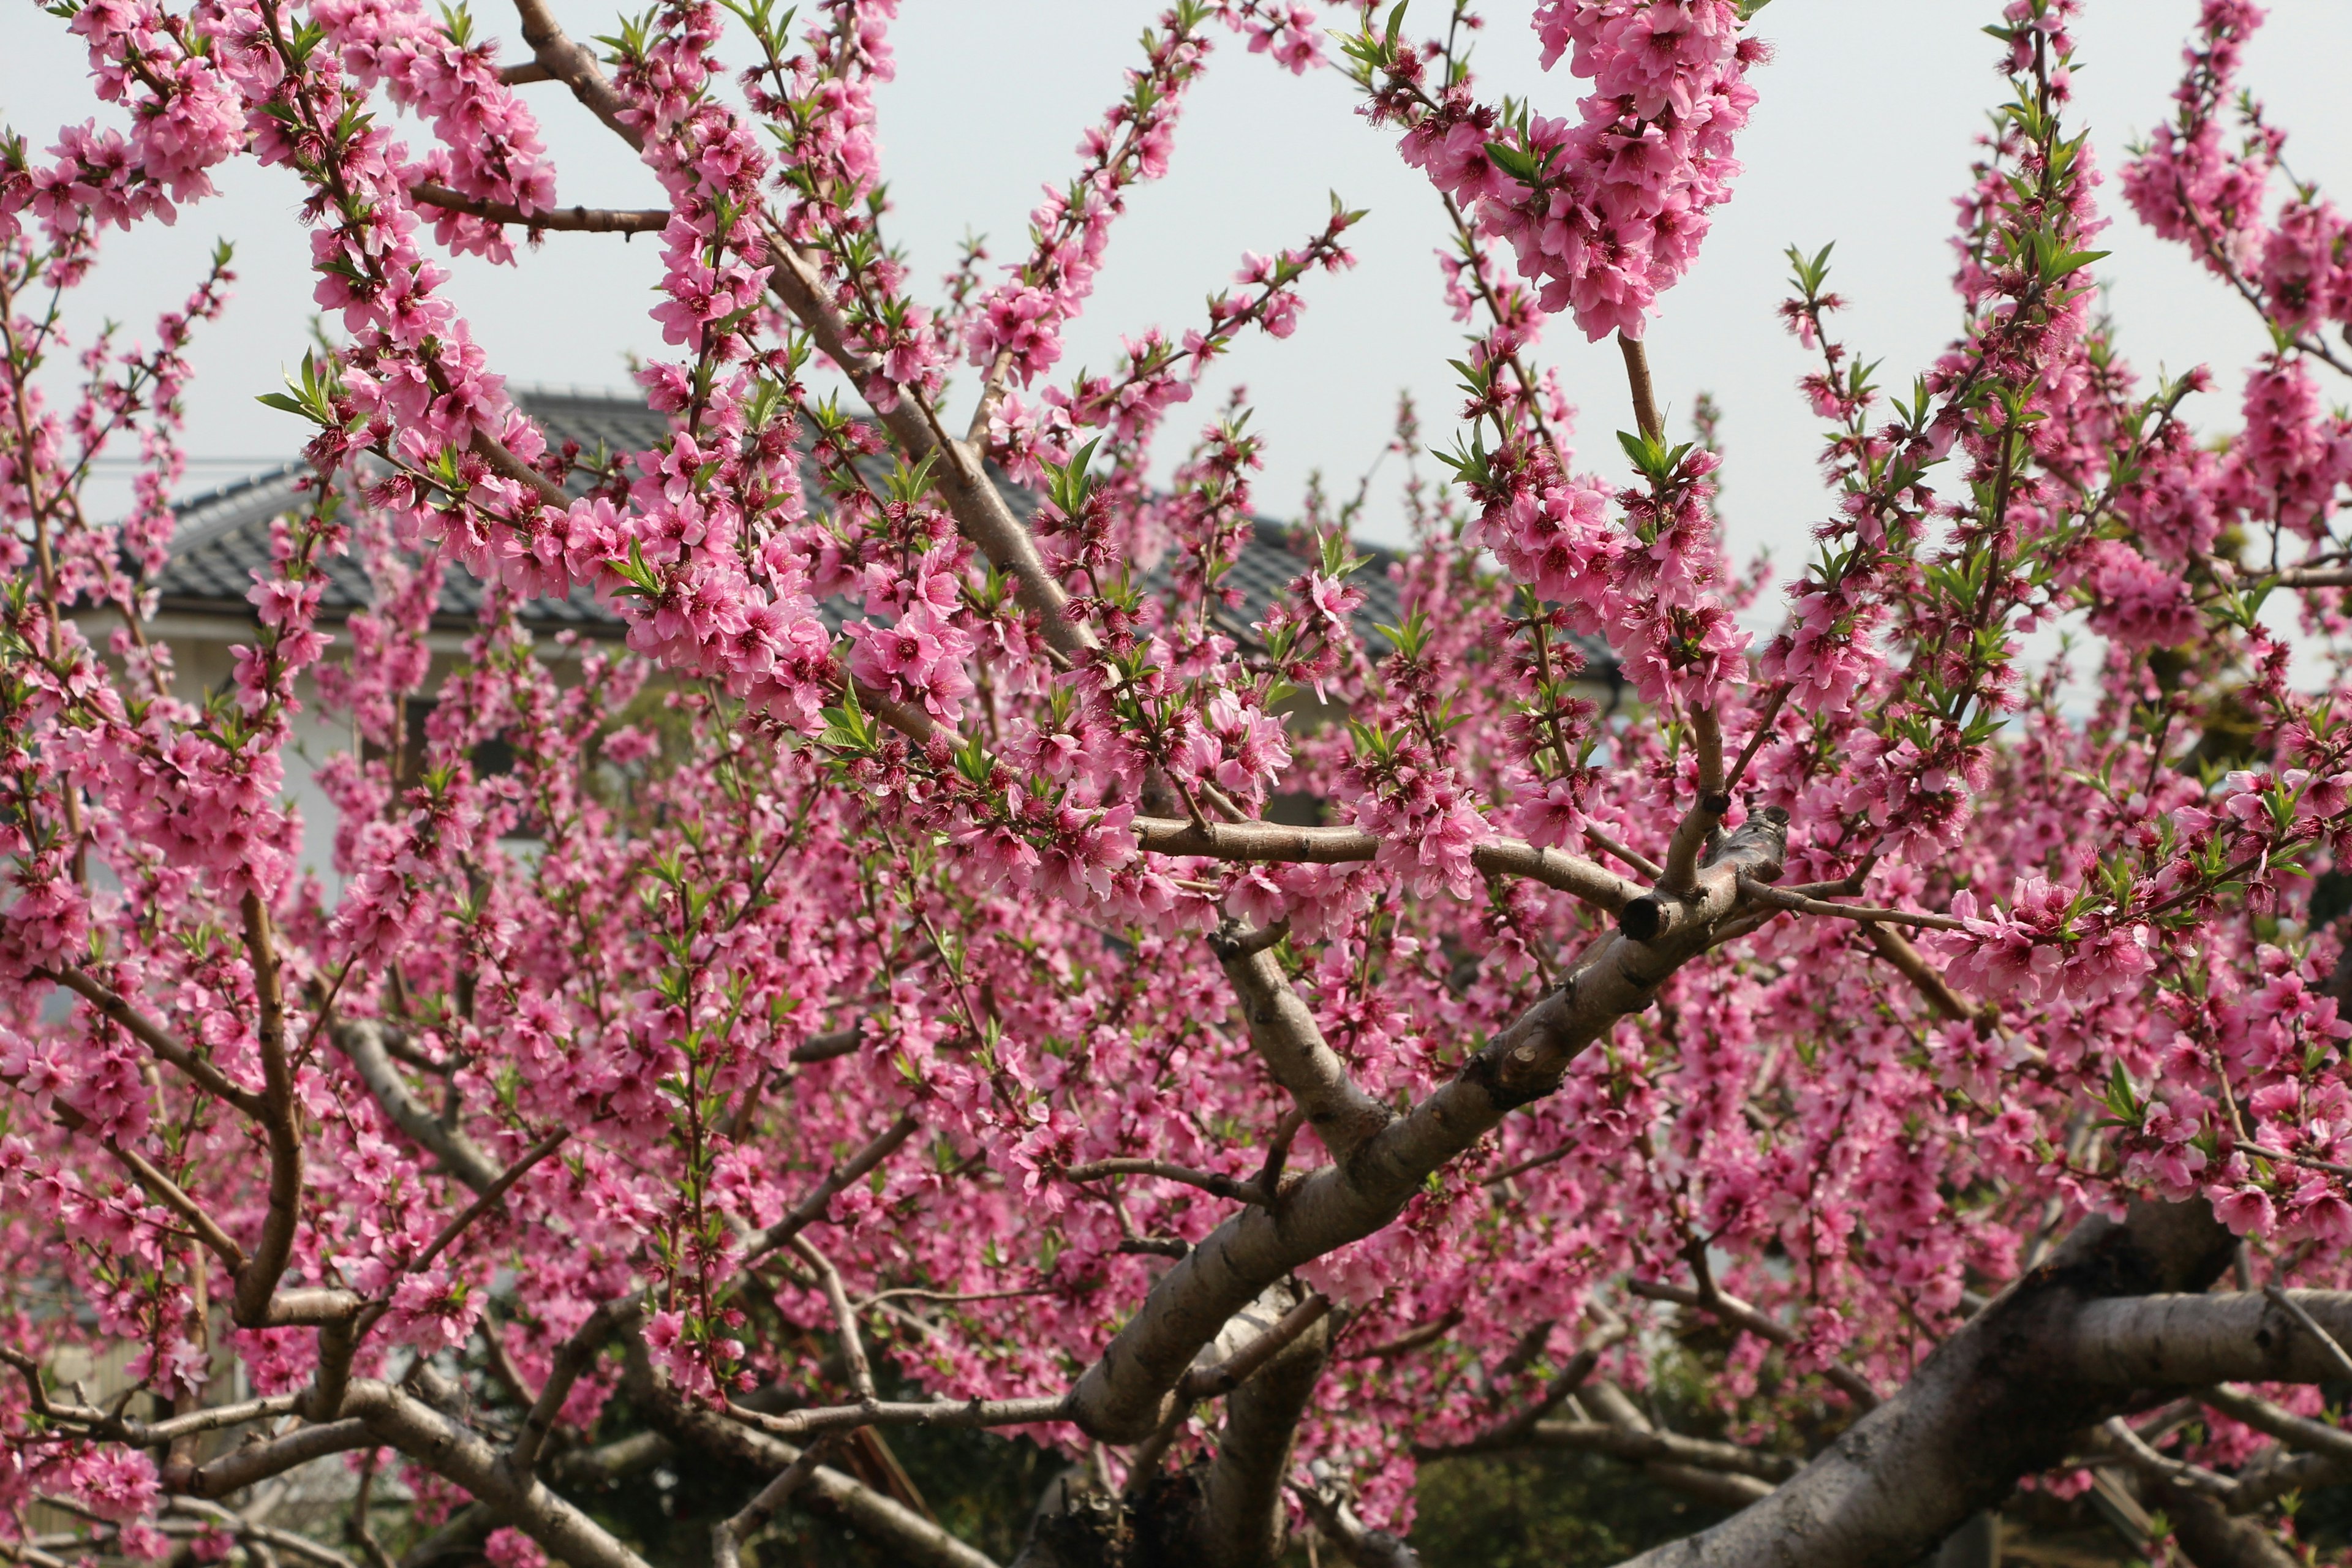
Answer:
[1482,140,1543,187]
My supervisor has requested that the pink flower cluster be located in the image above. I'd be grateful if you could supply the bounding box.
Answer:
[311,0,556,260]
[1401,1,1764,340]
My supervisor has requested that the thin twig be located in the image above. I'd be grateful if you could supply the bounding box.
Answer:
[1737,875,1967,931]
[2266,1283,2352,1381]
[725,1393,1070,1442]
[1065,1158,1265,1207]
[744,1110,919,1261]
[410,184,668,234]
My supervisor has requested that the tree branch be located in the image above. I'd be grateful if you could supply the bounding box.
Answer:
[1624,1278,1880,1409]
[341,1380,656,1568]
[164,1418,376,1498]
[1517,1420,1796,1483]
[1133,817,1641,914]
[1181,1291,1332,1402]
[792,1027,864,1063]
[1862,924,1985,1022]
[103,1139,248,1269]
[1611,1198,2242,1568]
[743,1110,919,1261]
[1576,1379,1775,1509]
[334,1020,502,1193]
[506,0,639,148]
[1207,932,1394,1160]
[789,1235,878,1401]
[726,1393,1071,1443]
[627,1350,1003,1568]
[2201,1382,2352,1466]
[507,1297,644,1479]
[2262,1281,2352,1380]
[1736,877,1967,931]
[760,234,1090,663]
[1618,331,1664,443]
[1066,1158,1266,1207]
[2073,1288,2352,1387]
[1659,707,1724,894]
[711,1440,834,1568]
[50,968,265,1117]
[1197,1286,1333,1568]
[410,185,667,234]
[1066,810,1790,1444]
[401,1129,568,1282]
[164,1498,360,1568]
[1294,1485,1419,1568]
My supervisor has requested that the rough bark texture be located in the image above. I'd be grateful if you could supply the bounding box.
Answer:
[2071,1289,2352,1386]
[1613,1198,2239,1568]
[1196,1290,1333,1568]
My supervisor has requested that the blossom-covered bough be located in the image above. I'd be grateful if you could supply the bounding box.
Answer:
[9,0,2352,1562]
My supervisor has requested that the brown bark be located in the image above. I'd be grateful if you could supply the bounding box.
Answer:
[1612,1198,2239,1568]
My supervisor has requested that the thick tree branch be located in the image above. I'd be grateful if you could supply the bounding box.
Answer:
[1134,817,1641,913]
[1067,812,1790,1444]
[1207,933,1393,1160]
[1612,1199,2241,1568]
[1197,1286,1333,1568]
[164,1418,376,1498]
[2072,1289,2352,1387]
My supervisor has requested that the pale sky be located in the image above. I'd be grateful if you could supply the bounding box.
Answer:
[7,1,2352,570]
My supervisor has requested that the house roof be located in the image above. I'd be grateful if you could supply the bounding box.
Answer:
[150,386,1422,650]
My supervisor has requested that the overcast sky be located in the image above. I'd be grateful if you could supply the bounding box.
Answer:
[7,1,2352,571]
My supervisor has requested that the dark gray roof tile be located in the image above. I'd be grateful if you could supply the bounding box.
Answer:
[150,390,1611,668]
